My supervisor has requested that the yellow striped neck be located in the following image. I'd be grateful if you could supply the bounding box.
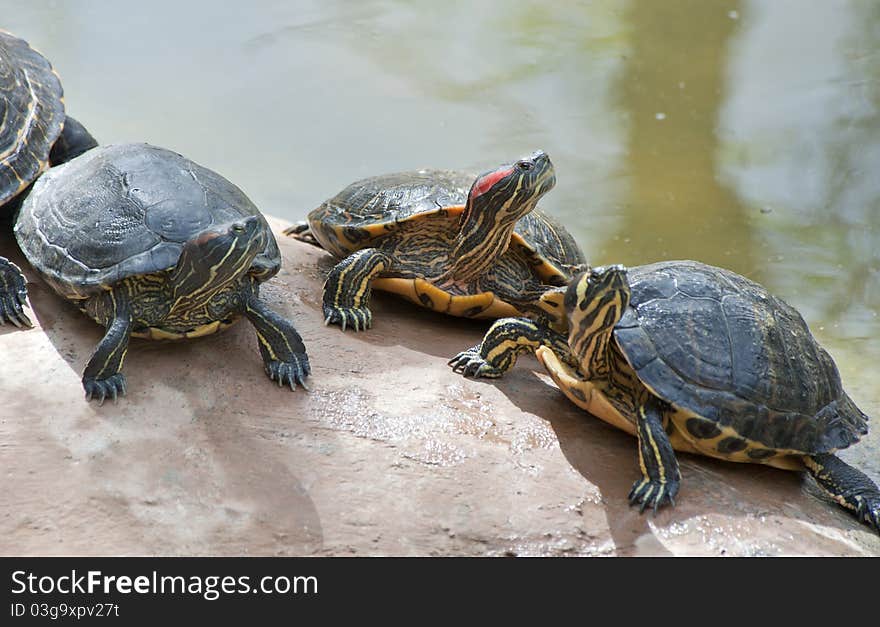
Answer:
[567,274,629,379]
[443,216,520,283]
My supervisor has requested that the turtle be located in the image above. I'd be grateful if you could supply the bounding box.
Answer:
[14,143,310,403]
[0,30,97,327]
[453,261,880,533]
[285,150,586,334]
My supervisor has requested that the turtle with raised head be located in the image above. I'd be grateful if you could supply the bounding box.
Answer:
[0,30,97,326]
[286,150,586,334]
[15,143,310,402]
[453,261,880,532]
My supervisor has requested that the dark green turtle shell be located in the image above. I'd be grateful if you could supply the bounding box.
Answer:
[14,143,280,299]
[613,260,869,454]
[0,31,65,209]
[309,169,586,274]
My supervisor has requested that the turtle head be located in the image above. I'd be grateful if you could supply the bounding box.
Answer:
[465,150,556,221]
[565,265,630,370]
[446,150,556,282]
[170,216,266,299]
[49,117,99,166]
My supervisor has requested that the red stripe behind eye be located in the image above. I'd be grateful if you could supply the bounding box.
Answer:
[471,166,514,199]
[191,231,221,246]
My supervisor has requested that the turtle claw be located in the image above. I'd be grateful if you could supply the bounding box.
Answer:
[448,347,504,379]
[283,222,321,247]
[283,221,309,237]
[83,373,127,405]
[265,353,311,391]
[855,495,880,533]
[628,477,679,515]
[322,304,372,332]
[0,259,33,328]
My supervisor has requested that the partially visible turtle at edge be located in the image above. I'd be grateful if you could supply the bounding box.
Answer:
[0,30,97,326]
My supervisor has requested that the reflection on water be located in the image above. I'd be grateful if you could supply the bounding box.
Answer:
[4,0,877,478]
[614,0,753,271]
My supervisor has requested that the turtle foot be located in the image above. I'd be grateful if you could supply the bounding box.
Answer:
[448,346,504,378]
[628,477,679,514]
[283,221,321,247]
[83,373,127,405]
[0,258,32,328]
[854,495,880,533]
[323,303,372,332]
[265,353,311,391]
[282,221,309,237]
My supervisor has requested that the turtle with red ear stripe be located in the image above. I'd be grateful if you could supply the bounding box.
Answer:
[285,150,586,335]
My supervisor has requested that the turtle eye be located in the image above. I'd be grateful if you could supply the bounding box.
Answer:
[231,223,246,233]
[516,160,533,171]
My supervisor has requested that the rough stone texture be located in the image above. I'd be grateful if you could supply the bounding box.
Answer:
[1,218,878,556]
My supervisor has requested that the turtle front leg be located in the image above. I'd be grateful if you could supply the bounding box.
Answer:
[449,316,571,379]
[629,398,681,513]
[82,292,131,404]
[0,256,31,327]
[323,248,394,332]
[805,454,880,533]
[244,295,310,390]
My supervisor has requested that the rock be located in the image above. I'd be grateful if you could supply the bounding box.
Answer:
[1,218,878,556]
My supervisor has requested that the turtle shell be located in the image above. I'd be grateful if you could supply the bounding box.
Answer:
[613,260,869,455]
[307,169,472,258]
[0,31,65,209]
[308,169,585,274]
[14,143,280,299]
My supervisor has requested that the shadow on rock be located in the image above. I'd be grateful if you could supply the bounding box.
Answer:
[470,362,876,555]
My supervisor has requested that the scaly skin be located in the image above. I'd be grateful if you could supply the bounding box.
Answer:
[0,257,31,327]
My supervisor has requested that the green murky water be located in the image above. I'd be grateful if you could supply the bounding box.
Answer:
[5,0,878,479]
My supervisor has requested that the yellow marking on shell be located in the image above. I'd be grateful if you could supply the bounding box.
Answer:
[537,346,639,437]
[0,68,40,165]
[537,345,702,455]
[542,341,805,471]
[132,317,240,341]
[508,231,569,284]
[317,205,466,253]
[371,277,521,319]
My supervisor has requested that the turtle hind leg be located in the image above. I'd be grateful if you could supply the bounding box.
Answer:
[449,316,570,379]
[322,248,394,332]
[805,453,880,533]
[629,397,681,514]
[0,256,32,328]
[244,294,310,391]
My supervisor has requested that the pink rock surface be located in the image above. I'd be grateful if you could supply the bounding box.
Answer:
[1,219,878,556]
